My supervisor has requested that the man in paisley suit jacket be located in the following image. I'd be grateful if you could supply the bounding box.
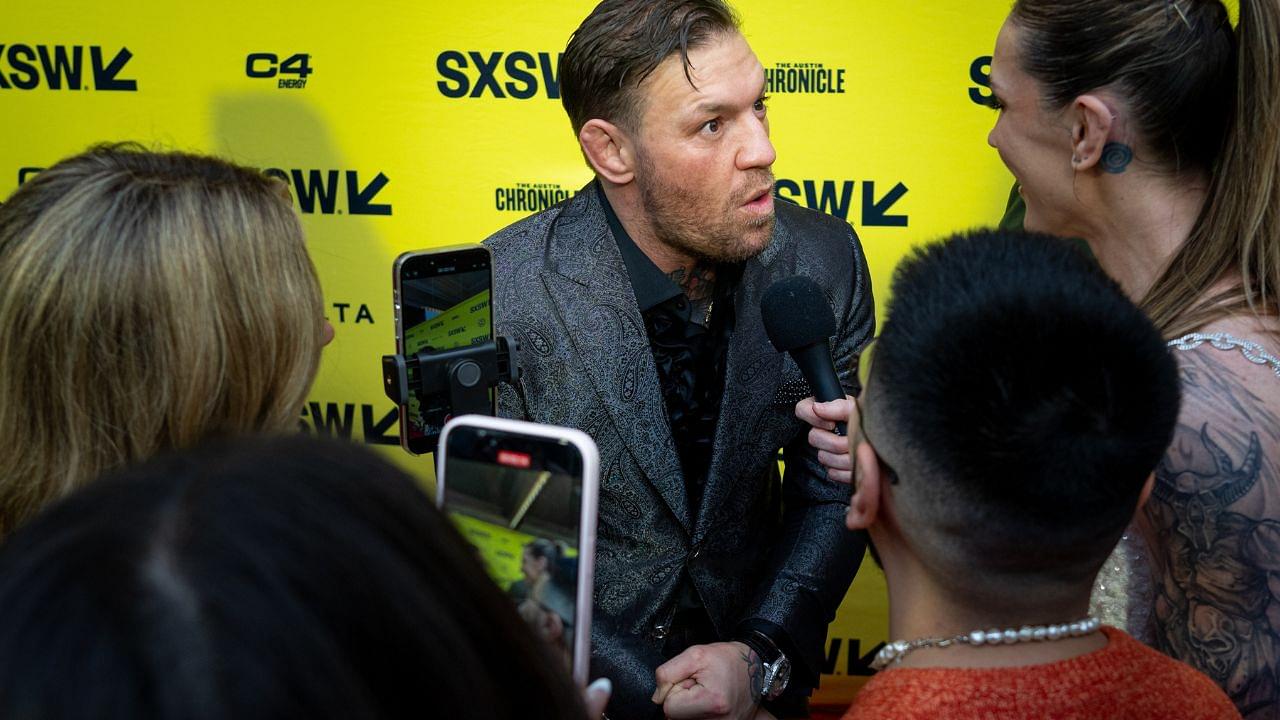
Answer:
[485,2,874,718]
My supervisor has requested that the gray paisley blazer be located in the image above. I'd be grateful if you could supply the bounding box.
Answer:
[486,184,873,718]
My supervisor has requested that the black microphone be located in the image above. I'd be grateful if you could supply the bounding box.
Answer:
[761,276,847,436]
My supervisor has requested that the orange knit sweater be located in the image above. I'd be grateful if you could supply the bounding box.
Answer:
[842,626,1240,720]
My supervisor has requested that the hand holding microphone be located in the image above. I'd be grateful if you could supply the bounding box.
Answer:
[762,276,848,435]
[762,276,856,483]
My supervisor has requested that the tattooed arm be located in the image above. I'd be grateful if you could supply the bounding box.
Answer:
[1144,347,1280,719]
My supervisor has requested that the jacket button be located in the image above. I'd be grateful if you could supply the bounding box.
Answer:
[653,623,670,639]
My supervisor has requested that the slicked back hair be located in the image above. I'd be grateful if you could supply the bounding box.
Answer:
[1011,0,1280,342]
[867,229,1180,605]
[559,0,741,135]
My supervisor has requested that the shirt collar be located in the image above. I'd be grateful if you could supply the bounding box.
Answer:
[595,181,684,312]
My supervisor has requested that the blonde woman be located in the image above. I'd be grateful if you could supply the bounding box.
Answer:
[0,144,330,535]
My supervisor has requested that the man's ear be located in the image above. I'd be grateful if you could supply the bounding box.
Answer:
[846,441,882,531]
[1135,472,1156,514]
[579,119,635,185]
[1069,94,1114,172]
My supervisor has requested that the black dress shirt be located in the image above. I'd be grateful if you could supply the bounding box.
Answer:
[597,183,740,505]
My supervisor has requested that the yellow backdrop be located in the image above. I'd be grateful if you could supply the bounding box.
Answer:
[5,0,1032,706]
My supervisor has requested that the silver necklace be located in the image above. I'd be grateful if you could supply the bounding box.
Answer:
[1167,332,1280,379]
[871,616,1102,671]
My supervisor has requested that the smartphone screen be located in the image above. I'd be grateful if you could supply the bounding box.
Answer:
[439,418,597,687]
[394,246,494,454]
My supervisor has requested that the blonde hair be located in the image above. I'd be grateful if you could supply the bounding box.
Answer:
[1012,0,1280,338]
[0,144,324,533]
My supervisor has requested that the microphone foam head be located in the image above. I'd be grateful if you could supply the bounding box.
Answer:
[761,275,837,351]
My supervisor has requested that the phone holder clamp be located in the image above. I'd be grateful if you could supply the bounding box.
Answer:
[381,336,521,418]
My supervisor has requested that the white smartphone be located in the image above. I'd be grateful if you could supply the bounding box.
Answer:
[437,415,599,688]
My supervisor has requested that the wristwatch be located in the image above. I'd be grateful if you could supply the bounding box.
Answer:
[740,630,791,701]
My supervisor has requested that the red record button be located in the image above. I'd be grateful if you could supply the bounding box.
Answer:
[496,449,532,469]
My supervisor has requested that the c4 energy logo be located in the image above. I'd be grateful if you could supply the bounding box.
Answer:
[246,53,313,90]
[775,179,908,227]
[765,62,845,94]
[0,44,136,91]
[495,182,576,212]
[968,55,994,106]
[263,168,392,216]
[436,51,562,99]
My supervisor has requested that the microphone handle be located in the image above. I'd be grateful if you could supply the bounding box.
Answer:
[790,340,848,436]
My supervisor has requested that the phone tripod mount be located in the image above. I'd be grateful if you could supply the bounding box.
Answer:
[382,336,521,418]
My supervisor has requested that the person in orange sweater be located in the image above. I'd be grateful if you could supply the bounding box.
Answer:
[838,229,1240,720]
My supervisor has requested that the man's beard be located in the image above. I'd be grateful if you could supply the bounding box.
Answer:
[635,150,775,264]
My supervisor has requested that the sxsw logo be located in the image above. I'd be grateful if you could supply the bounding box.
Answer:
[775,179,908,227]
[436,51,562,99]
[19,165,392,216]
[246,52,312,90]
[968,55,994,106]
[0,44,136,91]
[823,636,884,677]
[263,169,392,216]
[765,62,846,94]
[495,182,576,212]
[301,400,399,446]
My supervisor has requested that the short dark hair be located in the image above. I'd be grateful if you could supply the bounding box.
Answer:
[559,0,741,134]
[868,229,1180,602]
[0,435,586,720]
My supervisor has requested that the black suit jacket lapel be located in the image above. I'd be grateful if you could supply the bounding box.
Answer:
[540,190,693,534]
[695,218,788,539]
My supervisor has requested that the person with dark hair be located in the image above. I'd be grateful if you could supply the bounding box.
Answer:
[484,1,874,718]
[837,229,1237,719]
[801,2,1280,715]
[0,435,596,720]
[512,538,564,603]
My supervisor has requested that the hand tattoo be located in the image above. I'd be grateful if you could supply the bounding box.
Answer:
[741,646,765,705]
[1146,348,1280,718]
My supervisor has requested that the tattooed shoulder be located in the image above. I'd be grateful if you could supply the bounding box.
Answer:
[1145,345,1280,718]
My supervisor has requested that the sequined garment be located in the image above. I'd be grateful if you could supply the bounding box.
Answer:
[1089,332,1280,642]
[1091,530,1158,644]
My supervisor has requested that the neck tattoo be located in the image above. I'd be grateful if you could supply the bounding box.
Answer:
[667,265,717,303]
[871,616,1102,670]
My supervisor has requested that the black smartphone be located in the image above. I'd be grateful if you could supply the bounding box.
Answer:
[437,415,599,688]
[392,245,494,455]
